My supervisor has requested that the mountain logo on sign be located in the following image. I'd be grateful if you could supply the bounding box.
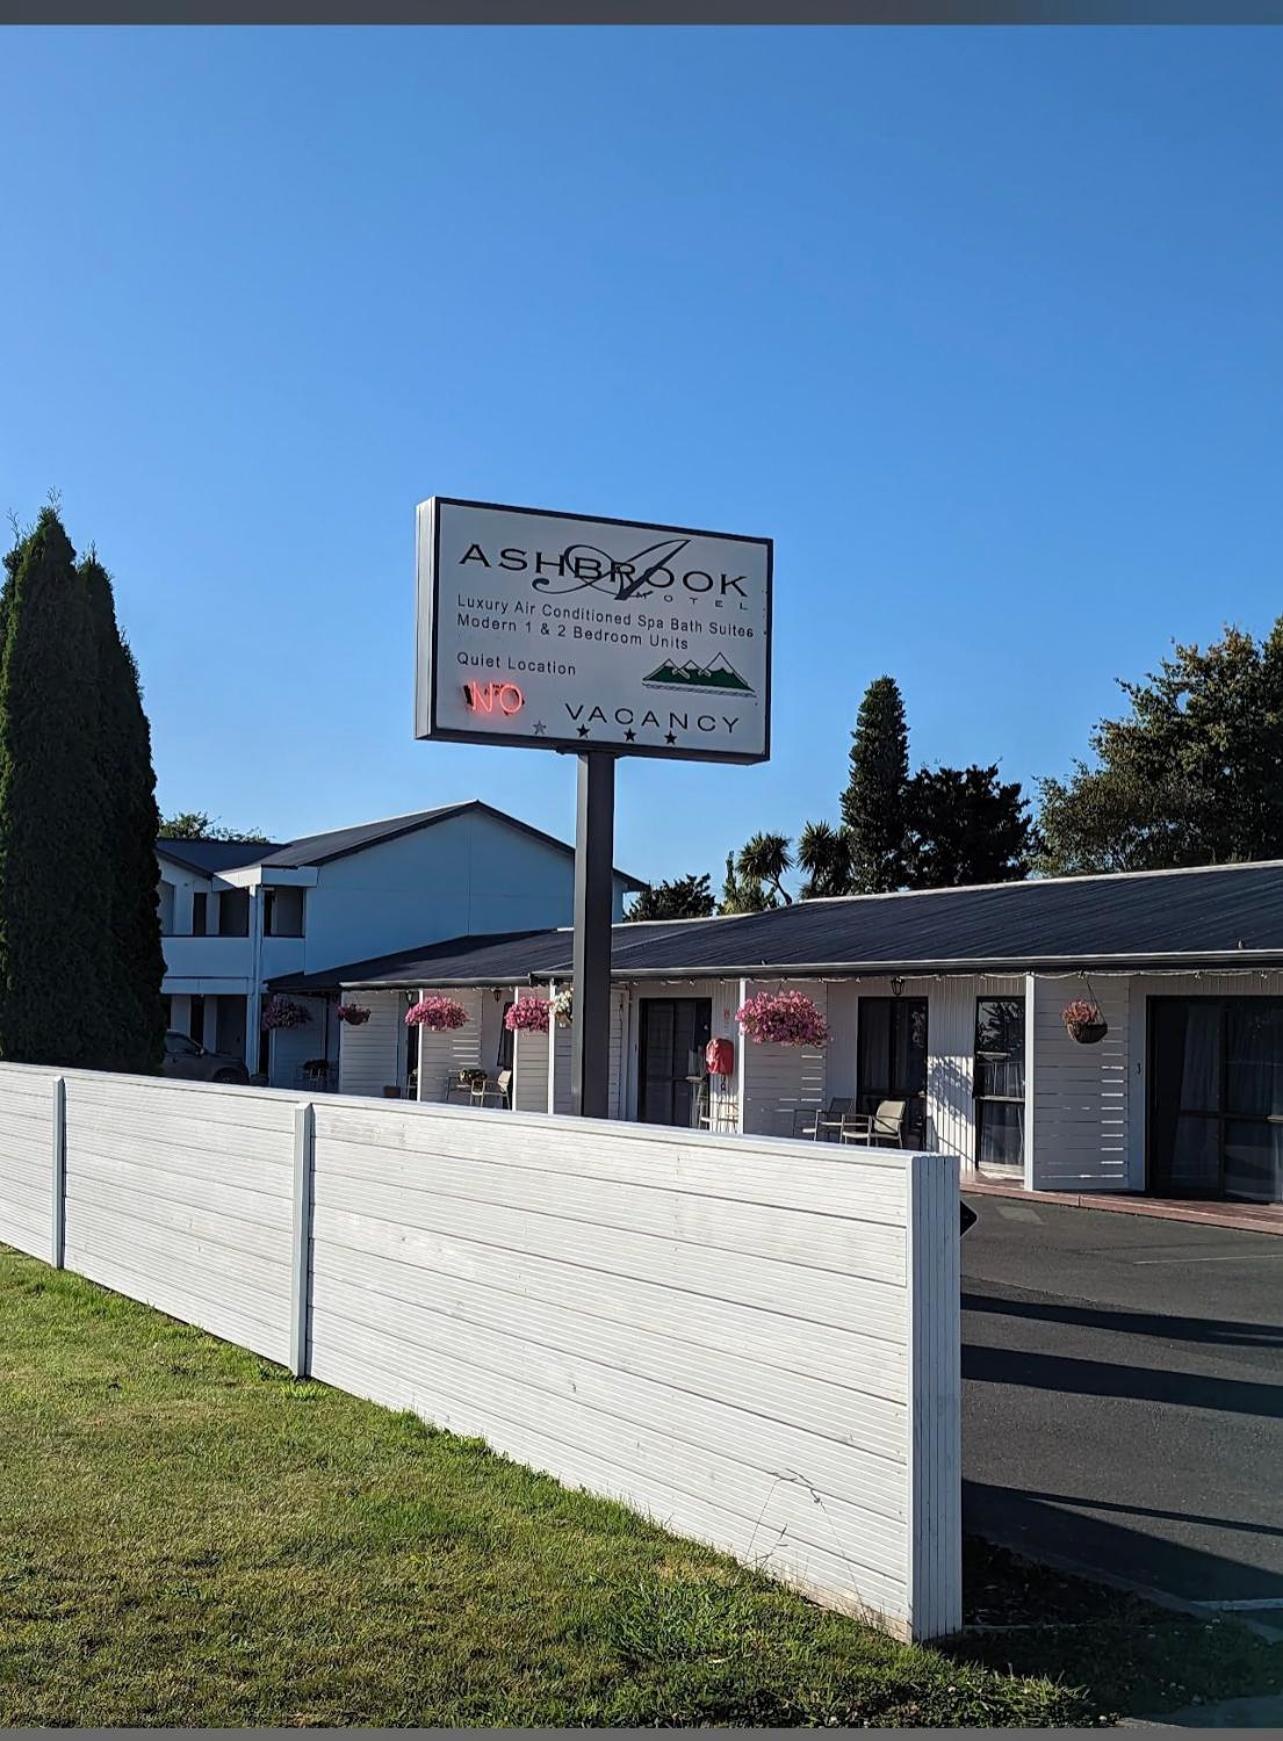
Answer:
[642,654,755,696]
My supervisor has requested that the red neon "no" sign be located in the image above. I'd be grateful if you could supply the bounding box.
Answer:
[464,681,525,717]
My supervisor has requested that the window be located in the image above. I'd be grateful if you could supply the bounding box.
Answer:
[264,886,305,938]
[974,997,1026,1171]
[1149,997,1283,1203]
[497,1002,515,1072]
[165,1031,202,1059]
[188,994,206,1046]
[191,892,208,936]
[218,888,250,937]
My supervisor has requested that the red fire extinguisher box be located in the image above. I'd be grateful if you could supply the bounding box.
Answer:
[705,1037,735,1077]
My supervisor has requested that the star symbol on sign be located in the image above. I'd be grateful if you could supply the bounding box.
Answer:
[665,731,677,745]
[577,724,590,738]
[531,721,547,736]
[624,729,637,742]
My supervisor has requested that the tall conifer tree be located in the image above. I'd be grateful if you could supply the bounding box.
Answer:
[82,552,166,1071]
[0,510,113,1064]
[841,676,909,893]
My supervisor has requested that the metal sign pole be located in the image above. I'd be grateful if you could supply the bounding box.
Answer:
[571,751,616,1119]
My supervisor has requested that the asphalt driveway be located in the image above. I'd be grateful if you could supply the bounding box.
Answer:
[962,1196,1283,1610]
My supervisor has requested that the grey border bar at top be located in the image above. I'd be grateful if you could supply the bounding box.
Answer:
[7,2,1283,22]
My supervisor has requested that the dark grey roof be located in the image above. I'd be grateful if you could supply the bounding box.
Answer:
[269,860,1283,989]
[157,838,284,875]
[159,800,645,886]
[255,803,473,868]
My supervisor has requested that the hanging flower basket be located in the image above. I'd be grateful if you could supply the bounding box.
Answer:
[406,995,470,1032]
[336,1002,371,1026]
[551,987,574,1029]
[261,994,311,1032]
[504,997,551,1034]
[1063,998,1108,1045]
[736,989,829,1048]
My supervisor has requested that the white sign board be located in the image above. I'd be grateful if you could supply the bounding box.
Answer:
[415,497,771,763]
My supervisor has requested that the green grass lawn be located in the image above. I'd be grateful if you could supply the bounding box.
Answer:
[0,1243,1277,1727]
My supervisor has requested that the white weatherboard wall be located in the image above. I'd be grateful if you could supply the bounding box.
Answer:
[1028,974,1129,1192]
[0,1064,963,1643]
[338,992,408,1097]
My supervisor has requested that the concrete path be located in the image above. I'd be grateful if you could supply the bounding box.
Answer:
[962,1197,1283,1608]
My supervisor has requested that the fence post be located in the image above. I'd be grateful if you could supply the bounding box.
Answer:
[289,1101,315,1378]
[904,1152,962,1641]
[50,1075,67,1269]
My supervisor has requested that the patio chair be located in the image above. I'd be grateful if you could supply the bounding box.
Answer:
[792,1097,853,1140]
[840,1099,907,1147]
[476,1069,512,1109]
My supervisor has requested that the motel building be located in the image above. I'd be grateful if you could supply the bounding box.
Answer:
[268,858,1283,1206]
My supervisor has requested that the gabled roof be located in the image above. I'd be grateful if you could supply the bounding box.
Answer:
[268,858,1283,990]
[156,838,284,876]
[158,800,645,886]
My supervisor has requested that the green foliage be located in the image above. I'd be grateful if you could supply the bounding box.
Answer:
[734,831,793,906]
[626,872,715,922]
[718,851,775,915]
[842,676,909,893]
[903,764,1034,890]
[159,810,269,842]
[0,511,114,1065]
[82,554,166,1072]
[797,818,852,898]
[0,511,164,1070]
[1037,622,1283,873]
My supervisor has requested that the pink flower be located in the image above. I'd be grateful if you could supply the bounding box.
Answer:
[504,997,551,1034]
[406,995,470,1031]
[736,990,828,1048]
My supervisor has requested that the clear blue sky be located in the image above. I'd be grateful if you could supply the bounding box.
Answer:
[3,27,1282,887]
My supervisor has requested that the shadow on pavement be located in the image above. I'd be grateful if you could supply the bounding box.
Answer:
[963,1287,1283,1352]
[964,1478,1283,1605]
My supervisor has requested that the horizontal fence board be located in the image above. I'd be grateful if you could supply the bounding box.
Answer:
[311,1139,906,1282]
[69,1172,291,1266]
[311,1201,905,1340]
[64,1239,290,1366]
[65,1201,291,1311]
[65,1073,299,1135]
[65,1145,294,1225]
[309,1336,909,1627]
[0,1170,50,1218]
[308,1234,905,1400]
[314,1101,910,1221]
[0,1196,50,1257]
[62,1115,294,1182]
[306,1300,904,1526]
[308,1265,907,1466]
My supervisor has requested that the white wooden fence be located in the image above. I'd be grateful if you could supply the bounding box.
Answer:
[0,1061,962,1642]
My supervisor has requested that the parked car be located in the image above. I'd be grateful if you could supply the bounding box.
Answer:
[161,1030,250,1085]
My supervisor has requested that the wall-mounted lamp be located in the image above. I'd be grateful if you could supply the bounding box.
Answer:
[890,976,906,999]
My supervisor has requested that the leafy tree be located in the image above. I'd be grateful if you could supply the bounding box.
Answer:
[82,552,166,1073]
[796,819,851,898]
[842,676,909,893]
[160,810,269,842]
[735,832,794,906]
[626,873,716,922]
[719,851,776,915]
[1037,623,1283,873]
[0,510,114,1065]
[903,764,1033,889]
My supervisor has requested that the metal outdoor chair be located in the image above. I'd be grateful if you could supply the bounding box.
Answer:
[792,1097,853,1141]
[840,1099,907,1148]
